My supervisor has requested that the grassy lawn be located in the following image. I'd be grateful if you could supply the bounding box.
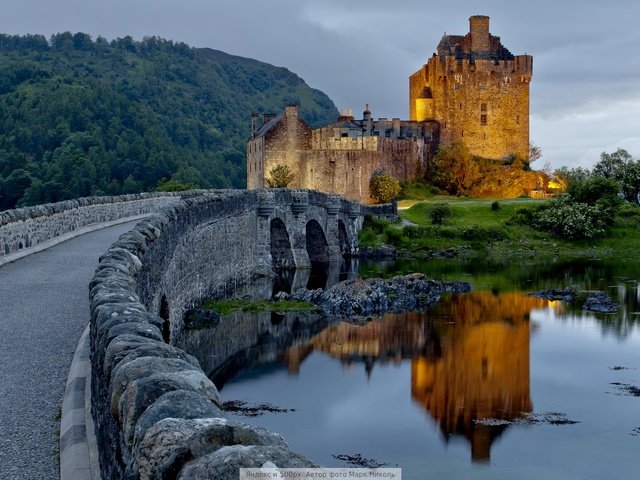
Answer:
[362,196,640,259]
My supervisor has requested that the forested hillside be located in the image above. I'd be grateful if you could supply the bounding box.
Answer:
[0,33,339,210]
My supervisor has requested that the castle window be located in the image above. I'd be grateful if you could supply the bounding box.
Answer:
[517,115,520,125]
[481,103,487,112]
[461,130,464,137]
[455,83,461,91]
[480,114,487,125]
[459,103,463,110]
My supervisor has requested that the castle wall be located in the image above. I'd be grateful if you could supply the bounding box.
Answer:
[300,137,427,203]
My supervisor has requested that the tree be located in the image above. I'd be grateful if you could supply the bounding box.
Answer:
[592,148,640,204]
[529,142,542,163]
[430,142,480,195]
[593,148,632,181]
[266,164,295,188]
[369,170,401,203]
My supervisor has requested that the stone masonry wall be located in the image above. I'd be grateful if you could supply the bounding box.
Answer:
[89,189,363,479]
[0,192,199,258]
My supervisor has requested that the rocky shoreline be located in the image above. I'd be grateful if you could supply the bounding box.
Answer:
[276,272,473,320]
[528,287,619,313]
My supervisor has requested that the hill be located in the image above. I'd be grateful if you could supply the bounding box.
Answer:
[0,33,339,210]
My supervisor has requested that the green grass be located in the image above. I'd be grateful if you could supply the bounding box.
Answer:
[361,197,640,259]
[202,298,318,316]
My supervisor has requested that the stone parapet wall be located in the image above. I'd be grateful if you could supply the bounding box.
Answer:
[88,189,362,479]
[0,192,209,257]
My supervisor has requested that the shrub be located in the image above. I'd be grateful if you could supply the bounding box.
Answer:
[369,171,401,203]
[491,201,501,211]
[428,203,452,226]
[383,224,404,245]
[508,206,537,226]
[358,228,378,246]
[266,164,295,188]
[533,196,607,239]
[363,214,391,234]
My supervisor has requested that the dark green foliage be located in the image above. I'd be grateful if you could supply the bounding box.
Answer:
[508,206,538,226]
[266,164,295,188]
[428,203,452,226]
[491,201,501,211]
[362,214,392,234]
[461,225,507,242]
[383,224,403,245]
[566,177,622,223]
[0,33,338,210]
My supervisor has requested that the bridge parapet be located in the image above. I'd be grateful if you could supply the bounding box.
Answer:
[87,189,370,479]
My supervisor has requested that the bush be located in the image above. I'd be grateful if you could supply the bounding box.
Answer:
[566,177,621,223]
[491,201,501,211]
[363,214,391,234]
[461,225,507,241]
[533,196,607,239]
[383,224,404,245]
[428,203,452,226]
[508,206,537,226]
[369,171,401,203]
[266,164,295,188]
[358,228,378,246]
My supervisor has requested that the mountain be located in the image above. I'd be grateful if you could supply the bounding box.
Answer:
[0,33,339,210]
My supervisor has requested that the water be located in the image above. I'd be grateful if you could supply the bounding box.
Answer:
[177,258,640,479]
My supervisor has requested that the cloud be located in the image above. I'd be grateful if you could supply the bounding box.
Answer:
[0,0,638,167]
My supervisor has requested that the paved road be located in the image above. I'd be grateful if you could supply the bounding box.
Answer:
[0,220,140,480]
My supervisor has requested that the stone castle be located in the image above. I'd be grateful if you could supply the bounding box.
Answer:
[247,16,533,203]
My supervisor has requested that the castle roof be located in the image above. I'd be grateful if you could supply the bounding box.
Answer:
[253,113,284,138]
[437,33,514,61]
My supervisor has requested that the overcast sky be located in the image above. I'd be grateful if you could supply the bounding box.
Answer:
[1,0,639,169]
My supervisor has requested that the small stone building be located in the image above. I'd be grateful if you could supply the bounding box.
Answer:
[247,105,439,203]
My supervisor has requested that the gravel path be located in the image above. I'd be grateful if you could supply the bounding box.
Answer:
[0,220,140,480]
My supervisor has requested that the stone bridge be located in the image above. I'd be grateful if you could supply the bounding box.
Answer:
[0,188,397,480]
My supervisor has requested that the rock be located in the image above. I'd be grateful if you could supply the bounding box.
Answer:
[583,291,619,313]
[106,342,201,382]
[289,273,472,319]
[110,357,204,421]
[133,390,224,449]
[528,288,577,302]
[119,370,223,448]
[177,445,317,479]
[357,245,396,259]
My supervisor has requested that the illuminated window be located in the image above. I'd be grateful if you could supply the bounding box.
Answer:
[480,114,487,125]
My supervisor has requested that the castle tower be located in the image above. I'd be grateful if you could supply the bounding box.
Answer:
[409,16,533,161]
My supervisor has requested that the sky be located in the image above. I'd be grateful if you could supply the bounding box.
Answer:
[1,0,639,170]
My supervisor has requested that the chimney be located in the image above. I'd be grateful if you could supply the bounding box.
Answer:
[470,15,490,54]
[285,104,298,118]
[251,112,260,137]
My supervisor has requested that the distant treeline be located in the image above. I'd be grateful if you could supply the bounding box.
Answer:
[0,33,339,210]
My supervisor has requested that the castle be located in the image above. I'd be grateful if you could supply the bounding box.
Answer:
[247,16,533,203]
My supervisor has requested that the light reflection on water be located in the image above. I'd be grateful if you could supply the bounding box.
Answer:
[177,259,640,480]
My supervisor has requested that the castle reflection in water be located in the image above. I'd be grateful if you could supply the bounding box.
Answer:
[281,292,554,462]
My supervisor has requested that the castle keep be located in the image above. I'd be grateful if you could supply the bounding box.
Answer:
[247,16,532,203]
[410,15,532,160]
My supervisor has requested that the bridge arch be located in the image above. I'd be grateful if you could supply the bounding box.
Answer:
[270,217,295,269]
[305,219,330,262]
